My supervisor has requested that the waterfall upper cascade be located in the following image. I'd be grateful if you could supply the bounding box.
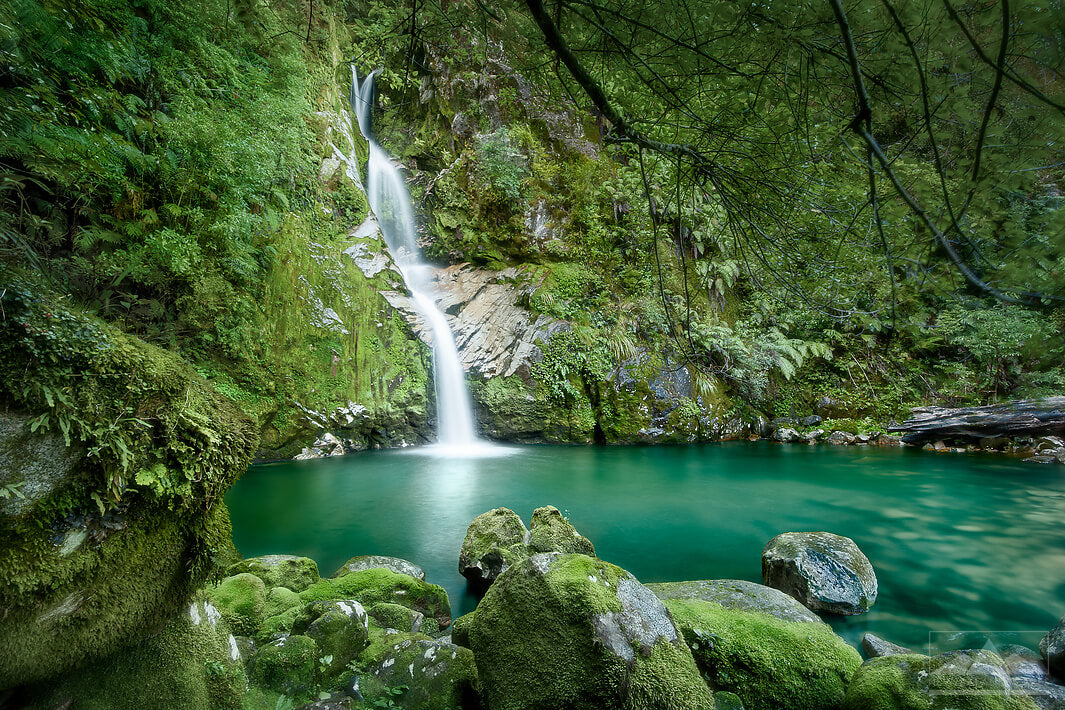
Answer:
[350,68,498,456]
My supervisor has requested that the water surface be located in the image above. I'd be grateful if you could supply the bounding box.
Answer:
[226,442,1065,650]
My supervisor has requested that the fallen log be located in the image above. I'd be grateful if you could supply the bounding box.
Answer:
[888,397,1065,444]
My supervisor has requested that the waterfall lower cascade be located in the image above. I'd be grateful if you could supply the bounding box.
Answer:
[351,68,495,456]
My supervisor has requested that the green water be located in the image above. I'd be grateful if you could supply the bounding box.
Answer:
[226,442,1065,650]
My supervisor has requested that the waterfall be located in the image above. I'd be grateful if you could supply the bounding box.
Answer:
[350,67,487,453]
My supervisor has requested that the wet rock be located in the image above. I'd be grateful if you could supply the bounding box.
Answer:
[458,507,529,587]
[646,579,823,624]
[229,555,321,593]
[331,555,425,581]
[294,432,346,459]
[861,632,911,658]
[762,531,878,615]
[1041,615,1065,680]
[1001,644,1050,682]
[468,552,715,709]
[665,596,860,710]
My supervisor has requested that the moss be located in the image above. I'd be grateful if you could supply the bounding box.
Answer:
[258,605,302,643]
[356,638,480,710]
[528,505,595,556]
[356,625,435,670]
[299,568,451,629]
[207,573,268,637]
[369,601,421,632]
[228,555,320,593]
[469,553,713,710]
[24,596,247,710]
[664,597,861,710]
[250,634,320,700]
[264,586,302,618]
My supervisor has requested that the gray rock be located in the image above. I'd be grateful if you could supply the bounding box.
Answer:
[861,632,911,658]
[800,415,823,427]
[468,553,714,709]
[1041,615,1065,680]
[0,414,83,519]
[762,531,878,615]
[772,427,801,443]
[645,579,823,624]
[330,555,425,581]
[1001,644,1050,681]
[828,431,857,445]
[1013,678,1065,710]
[458,507,529,587]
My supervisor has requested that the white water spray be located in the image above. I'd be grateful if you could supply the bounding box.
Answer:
[351,67,491,454]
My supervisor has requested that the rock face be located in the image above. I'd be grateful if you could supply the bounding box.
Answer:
[466,552,715,710]
[762,531,878,615]
[331,555,425,581]
[646,578,824,625]
[1041,615,1065,680]
[889,397,1065,444]
[664,596,861,710]
[844,650,1046,710]
[458,507,529,587]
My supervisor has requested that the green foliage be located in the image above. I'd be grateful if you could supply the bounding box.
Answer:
[475,129,528,202]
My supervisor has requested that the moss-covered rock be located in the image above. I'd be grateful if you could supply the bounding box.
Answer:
[251,634,320,699]
[291,600,370,676]
[259,604,304,643]
[664,597,861,710]
[469,552,715,710]
[24,596,247,710]
[229,555,321,593]
[207,572,269,637]
[300,568,451,630]
[359,637,480,710]
[528,505,595,556]
[331,555,426,580]
[646,578,823,625]
[368,601,425,632]
[458,507,529,588]
[450,611,475,648]
[265,585,303,618]
[843,651,1041,710]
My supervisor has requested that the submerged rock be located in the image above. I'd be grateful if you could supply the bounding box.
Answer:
[331,555,425,581]
[458,507,529,586]
[1041,615,1065,681]
[664,596,861,710]
[467,552,715,710]
[229,555,321,593]
[646,578,823,624]
[762,531,878,615]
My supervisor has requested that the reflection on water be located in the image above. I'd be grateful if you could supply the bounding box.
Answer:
[227,442,1065,648]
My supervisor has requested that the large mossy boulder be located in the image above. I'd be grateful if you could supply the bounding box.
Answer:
[23,596,247,710]
[251,634,320,699]
[843,651,1041,710]
[331,555,426,581]
[207,572,269,636]
[646,578,823,624]
[360,637,480,710]
[1040,614,1065,680]
[664,597,861,710]
[0,289,258,689]
[300,567,451,629]
[458,507,529,587]
[229,554,321,593]
[467,552,715,710]
[762,531,878,615]
[368,601,425,632]
[527,505,595,556]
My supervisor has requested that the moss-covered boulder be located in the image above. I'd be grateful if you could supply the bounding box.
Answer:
[646,578,823,625]
[230,555,321,593]
[458,507,529,587]
[360,637,480,710]
[468,552,715,710]
[450,611,475,648]
[291,600,370,676]
[259,604,304,643]
[207,572,269,636]
[24,596,247,710]
[0,290,258,689]
[300,568,451,629]
[528,505,595,556]
[251,634,320,699]
[762,531,878,615]
[331,555,426,581]
[265,585,303,618]
[664,597,861,710]
[368,601,425,632]
[843,651,1041,710]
